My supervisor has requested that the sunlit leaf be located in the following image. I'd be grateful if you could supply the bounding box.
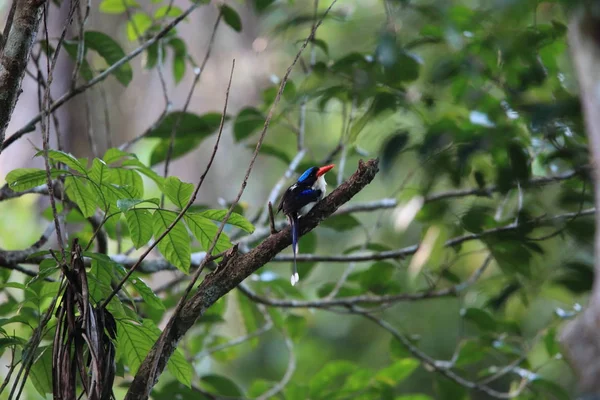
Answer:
[125,209,153,248]
[163,176,194,208]
[99,0,140,14]
[65,176,97,217]
[127,12,153,41]
[196,209,254,233]
[6,168,63,191]
[374,358,419,386]
[117,319,192,386]
[36,149,86,174]
[153,210,191,273]
[184,213,232,254]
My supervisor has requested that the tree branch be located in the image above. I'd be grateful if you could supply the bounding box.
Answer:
[237,253,492,309]
[560,7,600,395]
[2,1,202,151]
[124,157,378,399]
[0,0,45,150]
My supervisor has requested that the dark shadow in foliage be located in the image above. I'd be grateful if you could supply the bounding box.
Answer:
[53,239,116,400]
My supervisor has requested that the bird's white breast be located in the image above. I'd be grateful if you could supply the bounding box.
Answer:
[299,176,327,216]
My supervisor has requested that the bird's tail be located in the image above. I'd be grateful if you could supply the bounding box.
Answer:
[289,214,300,286]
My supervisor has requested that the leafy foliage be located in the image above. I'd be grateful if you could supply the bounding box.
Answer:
[0,0,594,399]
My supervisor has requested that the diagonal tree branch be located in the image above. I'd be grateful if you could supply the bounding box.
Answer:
[124,158,378,399]
[0,0,45,151]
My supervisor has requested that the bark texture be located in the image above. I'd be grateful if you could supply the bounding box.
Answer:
[0,0,44,151]
[561,7,600,395]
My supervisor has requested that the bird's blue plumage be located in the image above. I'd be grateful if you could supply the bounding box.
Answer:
[278,164,334,285]
[297,167,316,184]
[299,188,318,198]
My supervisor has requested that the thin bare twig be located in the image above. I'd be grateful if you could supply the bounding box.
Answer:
[125,5,341,395]
[356,308,529,399]
[269,207,595,263]
[4,2,203,151]
[99,63,235,309]
[197,304,273,359]
[238,255,492,309]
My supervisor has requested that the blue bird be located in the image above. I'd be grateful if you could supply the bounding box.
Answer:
[278,164,335,285]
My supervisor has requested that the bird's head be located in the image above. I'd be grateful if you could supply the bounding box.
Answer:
[297,164,335,187]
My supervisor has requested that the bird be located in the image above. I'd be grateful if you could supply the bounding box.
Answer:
[278,164,335,286]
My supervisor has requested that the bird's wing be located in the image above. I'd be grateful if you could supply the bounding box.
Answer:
[297,188,322,204]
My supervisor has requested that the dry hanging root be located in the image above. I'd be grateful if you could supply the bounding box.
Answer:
[52,238,117,400]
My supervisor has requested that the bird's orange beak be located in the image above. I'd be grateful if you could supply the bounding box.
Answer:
[316,164,335,177]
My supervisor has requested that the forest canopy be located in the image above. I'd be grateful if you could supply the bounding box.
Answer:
[0,0,596,399]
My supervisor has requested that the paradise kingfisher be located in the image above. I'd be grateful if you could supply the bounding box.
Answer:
[278,164,335,286]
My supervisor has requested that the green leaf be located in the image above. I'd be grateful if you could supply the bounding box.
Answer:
[169,38,187,84]
[247,143,291,164]
[200,374,244,397]
[147,112,223,139]
[286,314,307,340]
[530,377,570,400]
[65,176,97,217]
[84,31,133,86]
[29,346,53,396]
[454,339,487,367]
[127,12,153,41]
[375,358,420,386]
[247,379,275,397]
[117,198,144,212]
[146,112,225,166]
[380,131,409,175]
[395,395,434,400]
[121,158,165,187]
[36,149,86,173]
[234,107,264,141]
[462,308,497,331]
[117,319,192,386]
[163,176,194,208]
[508,142,531,181]
[153,210,191,273]
[62,40,94,81]
[184,213,233,254]
[155,5,183,18]
[197,209,254,233]
[103,148,135,164]
[253,0,276,12]
[5,168,63,191]
[125,209,153,248]
[321,214,361,231]
[131,275,164,310]
[544,327,559,357]
[359,262,396,294]
[99,0,140,14]
[237,292,261,347]
[310,361,356,398]
[89,158,110,184]
[169,347,193,388]
[221,5,242,32]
